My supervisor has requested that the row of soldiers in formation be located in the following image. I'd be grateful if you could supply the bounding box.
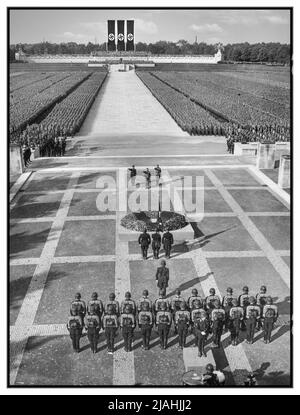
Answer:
[67,285,279,356]
[22,136,67,166]
[225,123,290,154]
[138,229,174,259]
[128,165,162,188]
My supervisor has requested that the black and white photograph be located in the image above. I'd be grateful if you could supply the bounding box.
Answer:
[7,5,292,390]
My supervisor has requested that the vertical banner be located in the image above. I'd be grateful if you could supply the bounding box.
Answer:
[117,20,125,51]
[107,20,116,51]
[126,20,134,51]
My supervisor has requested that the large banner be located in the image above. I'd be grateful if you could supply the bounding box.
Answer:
[126,20,134,51]
[117,20,125,51]
[107,20,116,51]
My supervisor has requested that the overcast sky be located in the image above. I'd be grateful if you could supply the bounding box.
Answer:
[10,9,291,45]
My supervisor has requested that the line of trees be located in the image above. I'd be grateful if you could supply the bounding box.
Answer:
[10,41,290,64]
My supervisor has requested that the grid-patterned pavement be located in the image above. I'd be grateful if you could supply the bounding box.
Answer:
[9,165,291,386]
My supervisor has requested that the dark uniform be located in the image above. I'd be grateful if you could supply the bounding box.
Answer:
[102,312,119,353]
[120,310,136,352]
[70,295,86,326]
[156,309,172,349]
[67,315,83,352]
[105,294,120,316]
[138,308,153,350]
[262,301,278,344]
[245,302,261,344]
[154,295,170,313]
[239,287,250,330]
[211,308,225,347]
[155,262,169,296]
[137,291,152,313]
[120,293,136,315]
[188,291,203,310]
[87,297,104,320]
[154,165,162,186]
[174,308,190,349]
[128,165,137,186]
[194,314,210,357]
[256,286,268,330]
[229,304,244,346]
[152,231,161,259]
[171,292,186,334]
[85,313,100,353]
[138,230,151,260]
[143,168,151,189]
[162,230,174,259]
[205,289,221,318]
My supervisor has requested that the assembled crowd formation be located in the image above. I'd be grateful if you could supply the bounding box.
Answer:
[67,281,279,357]
[226,123,290,154]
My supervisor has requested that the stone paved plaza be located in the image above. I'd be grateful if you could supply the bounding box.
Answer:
[9,70,291,386]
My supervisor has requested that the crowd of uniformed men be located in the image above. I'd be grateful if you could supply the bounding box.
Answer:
[67,280,279,356]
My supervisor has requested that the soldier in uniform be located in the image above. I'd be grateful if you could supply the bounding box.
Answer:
[87,292,103,321]
[152,229,161,259]
[188,288,203,310]
[154,289,170,314]
[256,285,268,330]
[70,293,86,326]
[105,292,120,316]
[171,289,186,334]
[156,302,172,349]
[174,302,190,349]
[128,165,137,186]
[191,300,207,347]
[138,302,154,350]
[85,304,100,354]
[162,228,174,259]
[67,305,83,353]
[229,299,244,346]
[120,304,136,352]
[262,297,278,344]
[143,168,151,189]
[120,291,136,315]
[239,286,250,330]
[193,309,210,357]
[211,300,225,347]
[154,164,162,186]
[245,297,261,344]
[137,289,152,313]
[138,228,151,260]
[102,304,119,354]
[222,287,236,331]
[155,259,169,296]
[205,288,221,318]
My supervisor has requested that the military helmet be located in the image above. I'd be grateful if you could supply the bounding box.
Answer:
[91,292,98,300]
[227,287,233,294]
[206,364,214,373]
[260,285,267,293]
[192,288,198,296]
[242,286,249,293]
[142,289,149,297]
[160,259,166,266]
[175,288,181,296]
[109,293,116,301]
[125,291,131,299]
[209,288,216,295]
[75,292,81,299]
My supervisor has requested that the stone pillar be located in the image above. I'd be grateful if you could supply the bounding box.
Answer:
[10,145,24,175]
[256,142,276,169]
[278,155,290,189]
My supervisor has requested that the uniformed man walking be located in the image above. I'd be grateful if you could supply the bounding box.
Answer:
[138,302,154,350]
[138,228,151,260]
[143,168,151,189]
[152,229,161,259]
[229,299,244,346]
[211,300,225,348]
[245,297,261,344]
[120,304,136,352]
[162,228,174,259]
[70,293,86,326]
[154,164,162,186]
[85,304,100,354]
[262,297,278,344]
[155,259,169,296]
[156,302,172,349]
[128,165,137,186]
[67,305,83,353]
[194,309,210,357]
[175,302,190,349]
[102,304,119,354]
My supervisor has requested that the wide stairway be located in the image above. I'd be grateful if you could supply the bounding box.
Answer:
[79,70,186,135]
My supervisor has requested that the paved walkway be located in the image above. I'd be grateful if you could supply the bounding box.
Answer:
[80,71,187,136]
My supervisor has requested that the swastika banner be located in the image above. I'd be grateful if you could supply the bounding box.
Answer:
[126,20,134,51]
[107,20,116,51]
[117,20,125,51]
